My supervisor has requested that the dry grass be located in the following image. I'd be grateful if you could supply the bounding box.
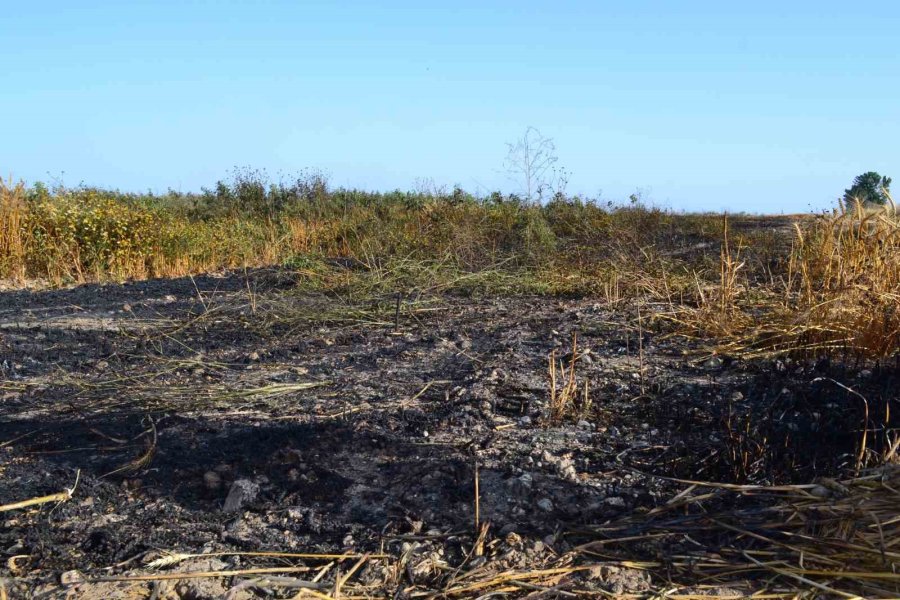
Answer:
[581,463,900,598]
[0,469,79,513]
[661,203,900,363]
[547,334,591,423]
[777,198,900,359]
[716,217,746,328]
[712,200,900,362]
[0,177,27,280]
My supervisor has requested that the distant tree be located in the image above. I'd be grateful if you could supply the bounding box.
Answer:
[504,127,559,203]
[843,171,892,206]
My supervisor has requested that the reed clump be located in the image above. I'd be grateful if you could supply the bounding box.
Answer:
[547,334,591,423]
[781,197,900,358]
[710,199,900,361]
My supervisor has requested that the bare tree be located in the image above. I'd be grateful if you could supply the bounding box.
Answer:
[504,127,558,202]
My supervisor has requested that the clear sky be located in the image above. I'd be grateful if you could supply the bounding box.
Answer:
[2,1,898,212]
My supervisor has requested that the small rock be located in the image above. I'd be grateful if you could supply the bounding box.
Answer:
[537,498,553,512]
[203,471,222,491]
[808,485,831,499]
[508,472,534,498]
[174,559,232,599]
[469,556,487,569]
[704,356,723,369]
[222,479,260,513]
[586,564,651,594]
[248,351,260,361]
[60,570,84,585]
[604,496,626,508]
[519,416,533,427]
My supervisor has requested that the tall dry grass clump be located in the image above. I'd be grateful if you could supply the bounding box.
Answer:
[779,198,900,359]
[692,216,750,335]
[0,176,27,280]
[672,201,900,362]
[547,334,591,423]
[660,204,900,362]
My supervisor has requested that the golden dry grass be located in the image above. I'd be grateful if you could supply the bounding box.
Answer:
[547,334,594,423]
[582,463,900,598]
[658,203,900,363]
[708,199,900,362]
[782,198,900,358]
[0,177,26,280]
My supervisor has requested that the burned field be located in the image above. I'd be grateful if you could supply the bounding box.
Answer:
[1,266,897,599]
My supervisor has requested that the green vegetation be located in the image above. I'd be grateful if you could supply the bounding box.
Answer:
[844,170,892,206]
[2,169,899,362]
[0,169,726,290]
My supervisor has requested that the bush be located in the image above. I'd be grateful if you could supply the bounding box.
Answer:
[24,189,162,280]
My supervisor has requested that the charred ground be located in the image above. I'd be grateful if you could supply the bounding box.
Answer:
[1,266,893,598]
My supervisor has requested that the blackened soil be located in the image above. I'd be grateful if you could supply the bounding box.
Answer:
[0,268,895,598]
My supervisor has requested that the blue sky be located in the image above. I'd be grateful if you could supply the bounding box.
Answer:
[2,1,898,212]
